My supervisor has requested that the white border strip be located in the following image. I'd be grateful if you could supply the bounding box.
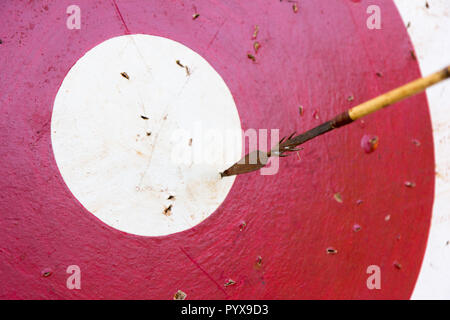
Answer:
[394,0,450,299]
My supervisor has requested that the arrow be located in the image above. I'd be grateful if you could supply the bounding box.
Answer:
[221,65,450,177]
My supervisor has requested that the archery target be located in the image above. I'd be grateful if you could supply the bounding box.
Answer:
[0,0,438,299]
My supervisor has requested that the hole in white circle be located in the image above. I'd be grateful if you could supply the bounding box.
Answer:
[51,34,242,236]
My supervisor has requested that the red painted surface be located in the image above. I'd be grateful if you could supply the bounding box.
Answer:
[0,0,434,299]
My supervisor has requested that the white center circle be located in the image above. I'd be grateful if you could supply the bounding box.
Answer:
[51,34,242,236]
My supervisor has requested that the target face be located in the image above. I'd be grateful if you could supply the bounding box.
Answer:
[0,0,434,299]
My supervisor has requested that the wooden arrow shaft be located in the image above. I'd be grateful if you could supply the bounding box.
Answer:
[348,66,450,120]
[221,66,450,177]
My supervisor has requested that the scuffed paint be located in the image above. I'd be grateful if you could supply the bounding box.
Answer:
[0,0,434,299]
